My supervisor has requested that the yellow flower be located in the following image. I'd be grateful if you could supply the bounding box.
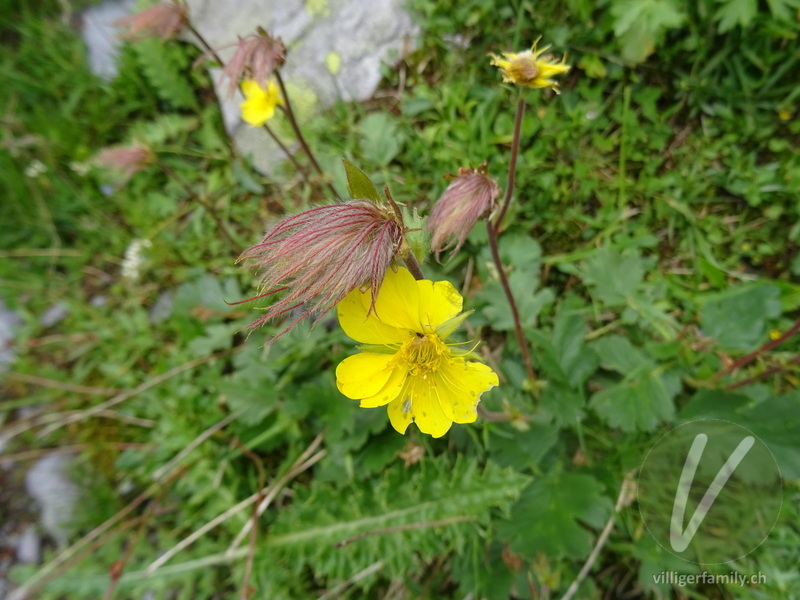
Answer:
[769,329,782,340]
[336,267,499,438]
[489,39,570,92]
[240,79,284,126]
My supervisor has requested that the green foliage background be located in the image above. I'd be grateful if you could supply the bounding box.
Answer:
[1,0,799,598]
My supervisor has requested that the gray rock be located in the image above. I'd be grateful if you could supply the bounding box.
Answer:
[15,525,41,565]
[24,454,80,546]
[186,0,418,173]
[90,295,108,308]
[149,291,173,323]
[81,0,137,80]
[39,302,69,328]
[0,299,21,375]
[81,0,418,174]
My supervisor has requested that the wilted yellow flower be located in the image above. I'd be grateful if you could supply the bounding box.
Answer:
[489,39,570,92]
[336,267,498,438]
[240,79,283,126]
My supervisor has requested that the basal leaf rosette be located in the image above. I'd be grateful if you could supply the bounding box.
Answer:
[336,267,498,438]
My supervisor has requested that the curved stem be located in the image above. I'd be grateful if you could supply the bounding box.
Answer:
[494,96,525,231]
[261,123,312,183]
[274,71,338,197]
[710,317,800,382]
[486,221,536,383]
[187,22,223,66]
[158,161,242,247]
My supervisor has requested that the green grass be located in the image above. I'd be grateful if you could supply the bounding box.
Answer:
[2,0,799,598]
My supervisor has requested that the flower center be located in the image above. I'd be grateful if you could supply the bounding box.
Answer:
[400,333,447,376]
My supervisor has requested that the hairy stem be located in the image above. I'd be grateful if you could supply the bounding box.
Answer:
[493,96,525,230]
[711,317,800,382]
[158,161,242,247]
[403,252,425,281]
[261,123,313,184]
[486,221,536,383]
[274,71,339,198]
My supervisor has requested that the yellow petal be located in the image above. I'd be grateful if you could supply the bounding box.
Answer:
[336,352,396,399]
[360,363,407,408]
[370,267,422,331]
[337,268,421,344]
[240,79,263,99]
[387,395,413,435]
[436,359,499,423]
[417,279,462,334]
[407,377,453,437]
[337,286,409,345]
[241,99,275,126]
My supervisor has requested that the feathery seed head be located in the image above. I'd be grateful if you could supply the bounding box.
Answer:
[237,201,404,340]
[222,32,286,98]
[115,3,188,41]
[94,145,153,182]
[428,163,500,261]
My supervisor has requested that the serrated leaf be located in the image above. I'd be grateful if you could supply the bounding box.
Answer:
[699,283,782,351]
[488,423,559,469]
[540,383,586,426]
[133,39,197,110]
[128,114,198,146]
[611,0,685,62]
[533,299,599,390]
[590,365,679,432]
[680,389,800,479]
[714,0,757,32]
[341,158,380,202]
[267,458,528,579]
[580,247,645,306]
[498,471,613,559]
[590,335,651,373]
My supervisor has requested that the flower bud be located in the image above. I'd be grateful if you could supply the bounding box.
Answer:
[428,163,500,261]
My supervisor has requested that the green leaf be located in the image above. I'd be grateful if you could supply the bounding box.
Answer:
[128,114,198,146]
[498,471,613,559]
[267,457,528,579]
[590,365,679,432]
[133,39,197,110]
[341,158,381,202]
[580,247,645,306]
[577,53,607,78]
[714,0,758,32]
[765,0,800,21]
[680,389,800,479]
[698,283,782,351]
[611,0,685,62]
[359,113,403,166]
[540,383,586,426]
[590,335,651,373]
[488,422,559,469]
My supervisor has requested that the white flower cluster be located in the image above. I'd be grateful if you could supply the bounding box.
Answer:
[24,159,47,178]
[121,239,153,281]
[69,161,90,176]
